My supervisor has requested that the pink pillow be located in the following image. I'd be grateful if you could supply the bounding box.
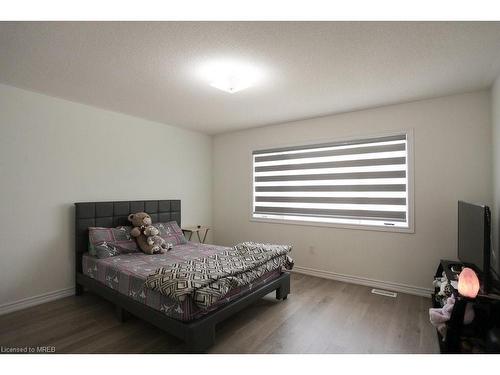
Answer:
[153,221,187,246]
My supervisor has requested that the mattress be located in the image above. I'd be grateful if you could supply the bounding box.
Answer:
[82,241,282,321]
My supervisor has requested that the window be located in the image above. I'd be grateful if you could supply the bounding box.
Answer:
[251,132,413,231]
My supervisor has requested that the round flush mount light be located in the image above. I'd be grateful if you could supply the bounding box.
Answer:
[197,59,264,94]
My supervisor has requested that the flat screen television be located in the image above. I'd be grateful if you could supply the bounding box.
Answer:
[458,201,491,291]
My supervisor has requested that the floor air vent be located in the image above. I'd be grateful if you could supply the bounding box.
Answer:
[371,289,398,298]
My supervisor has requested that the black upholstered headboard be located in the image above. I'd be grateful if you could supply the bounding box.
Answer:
[74,200,181,272]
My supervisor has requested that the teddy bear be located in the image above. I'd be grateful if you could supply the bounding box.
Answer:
[128,212,170,254]
[143,226,169,249]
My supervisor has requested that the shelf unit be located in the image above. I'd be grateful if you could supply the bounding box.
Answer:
[432,259,500,353]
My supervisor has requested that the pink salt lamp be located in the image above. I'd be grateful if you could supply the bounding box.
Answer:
[457,267,480,298]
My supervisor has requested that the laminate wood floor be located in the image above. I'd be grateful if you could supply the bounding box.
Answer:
[0,274,439,354]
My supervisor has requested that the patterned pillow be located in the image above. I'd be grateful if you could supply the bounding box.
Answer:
[93,242,122,259]
[88,226,140,257]
[153,221,187,246]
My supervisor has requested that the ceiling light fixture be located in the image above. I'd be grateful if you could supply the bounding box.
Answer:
[197,59,263,94]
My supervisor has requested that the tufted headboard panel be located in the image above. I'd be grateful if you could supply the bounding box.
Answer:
[74,200,181,272]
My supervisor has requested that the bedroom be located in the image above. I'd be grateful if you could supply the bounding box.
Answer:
[1,0,500,372]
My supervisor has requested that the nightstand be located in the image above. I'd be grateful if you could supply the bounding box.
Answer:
[182,225,210,243]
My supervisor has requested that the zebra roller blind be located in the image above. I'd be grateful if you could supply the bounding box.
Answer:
[252,133,411,229]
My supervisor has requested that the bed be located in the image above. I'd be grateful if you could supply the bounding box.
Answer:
[75,199,290,351]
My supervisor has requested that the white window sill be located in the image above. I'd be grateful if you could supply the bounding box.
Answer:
[249,217,415,234]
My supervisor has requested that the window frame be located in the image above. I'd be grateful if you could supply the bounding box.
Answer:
[249,129,415,233]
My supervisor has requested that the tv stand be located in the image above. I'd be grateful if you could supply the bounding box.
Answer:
[432,259,500,353]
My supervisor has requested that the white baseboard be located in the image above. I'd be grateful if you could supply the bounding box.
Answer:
[0,287,75,316]
[292,265,432,297]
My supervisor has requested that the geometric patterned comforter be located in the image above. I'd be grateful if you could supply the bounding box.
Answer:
[145,242,294,309]
[82,241,284,321]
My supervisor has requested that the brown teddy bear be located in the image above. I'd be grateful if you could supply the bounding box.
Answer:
[128,212,170,254]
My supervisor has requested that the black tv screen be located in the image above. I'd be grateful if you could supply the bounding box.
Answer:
[458,201,489,272]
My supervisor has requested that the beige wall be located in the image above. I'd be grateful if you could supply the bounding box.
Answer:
[213,91,492,291]
[492,76,500,277]
[0,84,213,308]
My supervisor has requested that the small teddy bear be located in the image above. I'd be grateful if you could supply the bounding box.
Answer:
[128,212,170,254]
[143,226,170,249]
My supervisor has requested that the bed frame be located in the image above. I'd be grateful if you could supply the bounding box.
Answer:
[75,199,290,352]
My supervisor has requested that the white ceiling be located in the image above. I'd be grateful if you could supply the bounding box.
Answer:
[1,22,500,134]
